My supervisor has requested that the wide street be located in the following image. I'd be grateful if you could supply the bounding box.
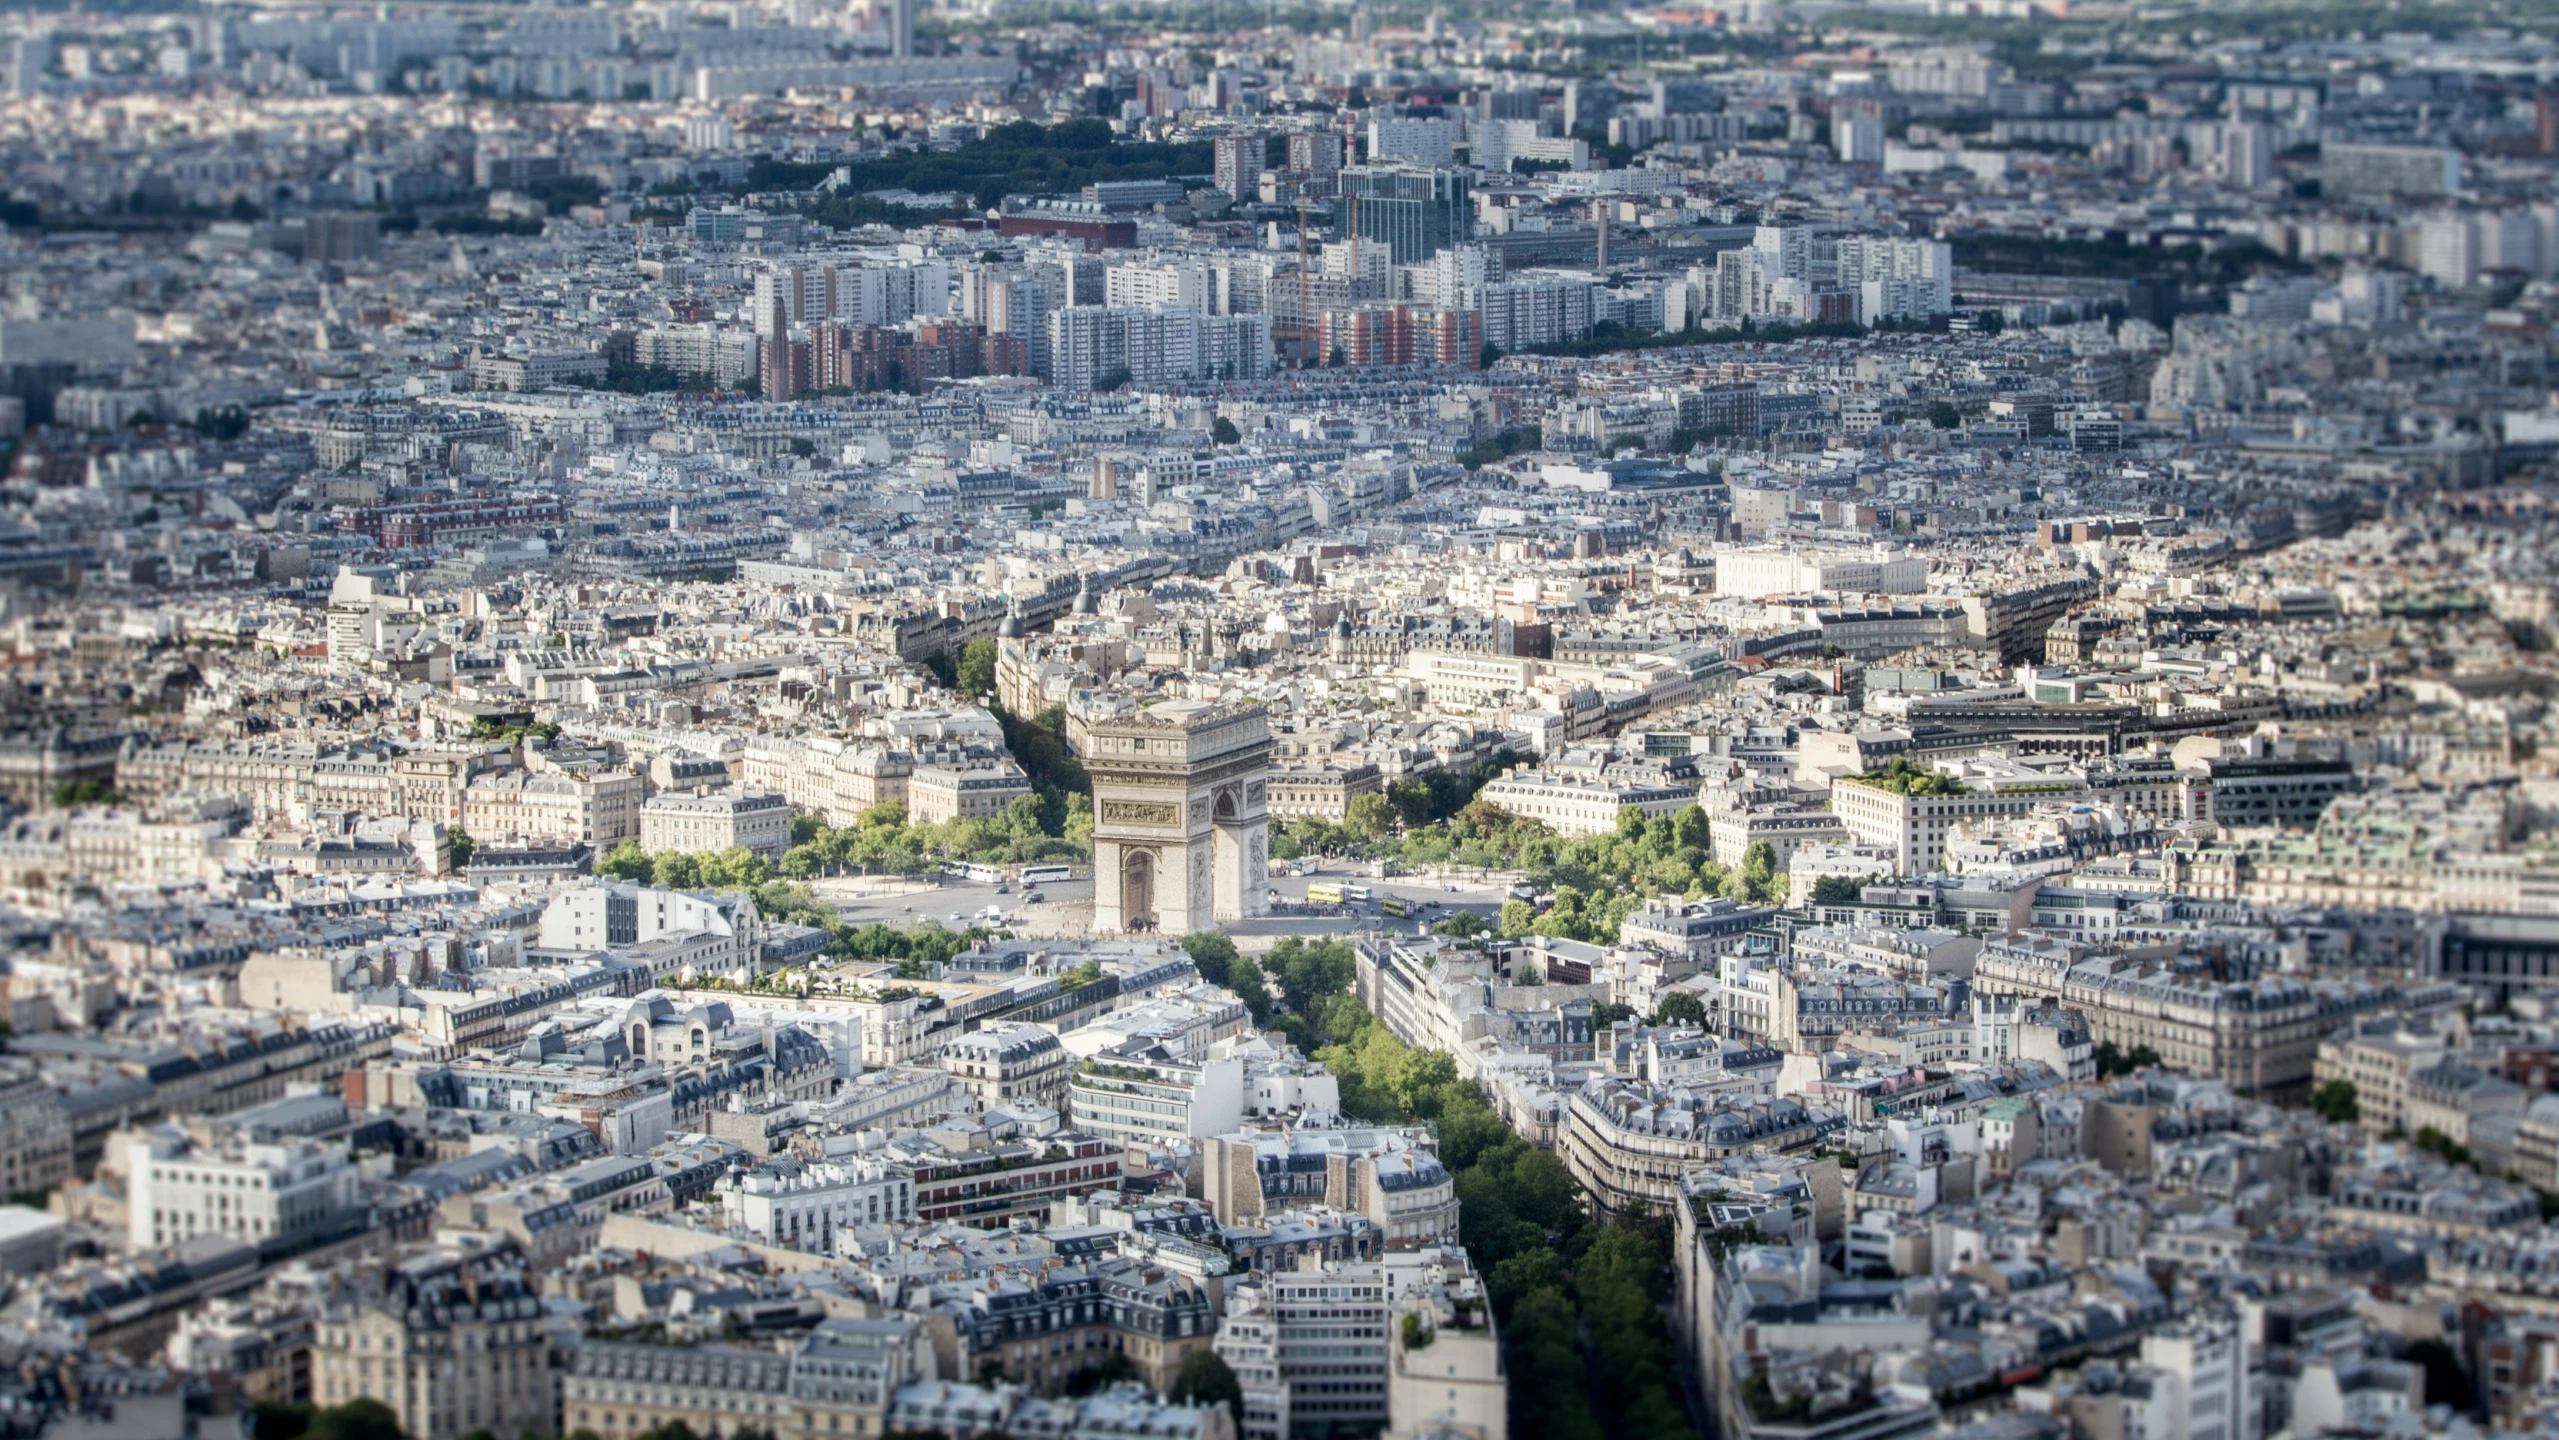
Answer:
[810,865,1518,946]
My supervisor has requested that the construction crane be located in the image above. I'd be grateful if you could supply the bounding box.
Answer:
[1346,191,1359,290]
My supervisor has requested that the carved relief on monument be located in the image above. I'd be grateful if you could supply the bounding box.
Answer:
[1245,780,1267,805]
[1248,830,1267,879]
[1191,797,1212,825]
[1191,846,1213,909]
[1100,800,1180,825]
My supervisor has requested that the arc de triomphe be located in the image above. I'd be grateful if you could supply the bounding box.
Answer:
[1086,701,1272,934]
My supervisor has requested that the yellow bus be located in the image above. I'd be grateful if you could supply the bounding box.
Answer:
[1306,882,1346,905]
[1380,896,1408,918]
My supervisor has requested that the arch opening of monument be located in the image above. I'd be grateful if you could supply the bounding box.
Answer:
[1120,848,1157,932]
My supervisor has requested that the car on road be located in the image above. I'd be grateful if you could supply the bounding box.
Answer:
[1024,890,1043,904]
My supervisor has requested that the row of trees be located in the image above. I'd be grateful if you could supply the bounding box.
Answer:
[1314,991,1692,1440]
[1477,804,1784,943]
[595,839,990,974]
[1265,753,1520,864]
[790,798,1090,876]
[1179,933,1362,1057]
[2092,1040,2164,1078]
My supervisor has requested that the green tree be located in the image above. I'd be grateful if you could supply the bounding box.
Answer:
[1387,778,1434,829]
[1433,910,1489,938]
[306,1400,408,1440]
[1506,1288,1604,1440]
[1487,1249,1569,1317]
[955,637,998,696]
[2406,1338,2476,1412]
[1392,1048,1461,1115]
[1740,840,1778,901]
[446,826,477,870]
[1181,932,1239,988]
[2413,1126,2471,1168]
[598,839,654,883]
[1211,415,1242,445]
[1168,1348,1246,1425]
[1346,791,1394,840]
[2310,1079,2360,1125]
[1652,992,1710,1028]
[1498,899,1537,936]
[1809,874,1876,906]
[2093,1040,2163,1077]
[1228,957,1272,1023]
[50,778,121,808]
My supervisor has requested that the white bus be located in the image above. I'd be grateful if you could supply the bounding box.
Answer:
[944,861,1006,884]
[1020,865,1074,885]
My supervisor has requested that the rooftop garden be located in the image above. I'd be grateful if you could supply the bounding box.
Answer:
[1848,757,1969,798]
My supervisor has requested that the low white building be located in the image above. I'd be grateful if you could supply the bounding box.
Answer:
[1476,768,1694,838]
[1066,1047,1245,1146]
[123,1129,362,1253]
[536,882,766,975]
[719,1154,914,1252]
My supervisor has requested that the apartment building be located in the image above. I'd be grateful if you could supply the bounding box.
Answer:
[312,1247,551,1440]
[1201,1128,1459,1250]
[0,1061,72,1202]
[2062,959,2413,1095]
[1616,897,1776,962]
[2141,1315,2262,1440]
[2311,1017,2463,1134]
[566,1316,931,1440]
[1216,1263,1394,1440]
[639,787,792,860]
[460,766,644,845]
[1562,1076,1839,1216]
[1265,764,1383,823]
[938,1022,1073,1112]
[741,738,915,826]
[906,760,1034,825]
[947,1261,1218,1396]
[1385,1252,1504,1440]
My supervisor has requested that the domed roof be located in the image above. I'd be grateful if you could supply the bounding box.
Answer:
[998,613,1023,639]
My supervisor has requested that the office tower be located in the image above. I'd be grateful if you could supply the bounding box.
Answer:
[1337,167,1471,266]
